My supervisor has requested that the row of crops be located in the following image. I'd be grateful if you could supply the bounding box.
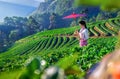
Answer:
[0,36,117,79]
[0,36,117,71]
[0,36,77,57]
[40,36,117,70]
[88,18,120,37]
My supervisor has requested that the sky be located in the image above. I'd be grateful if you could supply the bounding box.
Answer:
[0,0,45,22]
[0,0,45,7]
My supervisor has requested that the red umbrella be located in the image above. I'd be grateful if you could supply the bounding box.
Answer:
[63,12,86,19]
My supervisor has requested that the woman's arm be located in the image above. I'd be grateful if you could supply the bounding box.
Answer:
[73,30,81,40]
[79,32,83,39]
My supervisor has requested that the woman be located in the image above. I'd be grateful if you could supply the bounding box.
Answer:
[74,21,89,47]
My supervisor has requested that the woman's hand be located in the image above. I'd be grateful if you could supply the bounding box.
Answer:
[73,30,80,40]
[73,30,78,36]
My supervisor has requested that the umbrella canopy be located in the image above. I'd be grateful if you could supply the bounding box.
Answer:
[63,12,86,19]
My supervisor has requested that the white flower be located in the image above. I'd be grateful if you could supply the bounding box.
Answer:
[41,66,65,79]
[41,60,46,66]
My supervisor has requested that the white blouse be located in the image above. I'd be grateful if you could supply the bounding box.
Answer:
[79,28,89,40]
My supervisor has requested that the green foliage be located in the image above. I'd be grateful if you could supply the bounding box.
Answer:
[0,37,117,79]
[70,20,77,27]
[96,13,105,21]
[117,11,120,17]
[0,70,21,79]
[74,0,120,11]
[55,54,85,78]
[9,30,20,41]
[116,33,120,49]
[18,57,42,79]
[56,54,78,69]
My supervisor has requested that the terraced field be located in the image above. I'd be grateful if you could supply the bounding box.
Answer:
[90,18,120,36]
[0,17,120,79]
[33,17,120,37]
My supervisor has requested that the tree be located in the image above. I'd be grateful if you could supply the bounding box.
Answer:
[96,13,105,21]
[26,16,39,34]
[49,13,56,29]
[70,20,77,27]
[4,17,14,26]
[103,11,117,19]
[9,30,21,41]
[117,11,120,17]
[0,30,10,52]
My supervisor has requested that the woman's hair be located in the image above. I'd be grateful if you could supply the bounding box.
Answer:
[79,21,87,28]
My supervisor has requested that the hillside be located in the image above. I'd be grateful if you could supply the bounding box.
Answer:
[31,0,119,30]
[0,18,120,79]
[32,0,76,15]
[31,0,101,29]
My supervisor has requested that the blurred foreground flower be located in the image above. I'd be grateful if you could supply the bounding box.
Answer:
[41,66,65,79]
[88,49,120,79]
